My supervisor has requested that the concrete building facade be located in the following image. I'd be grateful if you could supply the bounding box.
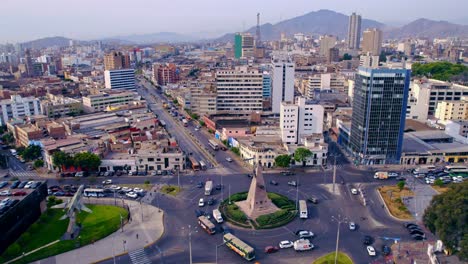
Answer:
[271,58,295,114]
[0,95,40,125]
[347,12,362,50]
[362,28,383,56]
[104,69,135,90]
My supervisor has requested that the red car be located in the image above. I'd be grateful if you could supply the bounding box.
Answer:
[264,246,279,254]
[13,191,27,196]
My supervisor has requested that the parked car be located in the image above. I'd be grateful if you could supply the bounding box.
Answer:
[18,181,28,188]
[297,230,314,238]
[121,187,132,193]
[24,181,35,189]
[126,192,138,199]
[363,235,373,245]
[367,246,376,256]
[198,198,205,207]
[0,190,11,196]
[409,230,425,236]
[109,185,121,190]
[133,188,144,194]
[382,245,391,256]
[288,181,298,187]
[264,246,279,254]
[269,180,278,186]
[10,181,20,189]
[404,222,418,228]
[412,234,426,240]
[279,240,294,249]
[0,181,8,189]
[12,191,27,196]
[349,222,356,230]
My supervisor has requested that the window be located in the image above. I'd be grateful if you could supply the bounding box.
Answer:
[148,158,154,162]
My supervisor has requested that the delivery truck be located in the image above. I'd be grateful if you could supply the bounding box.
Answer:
[205,180,213,195]
[212,209,223,223]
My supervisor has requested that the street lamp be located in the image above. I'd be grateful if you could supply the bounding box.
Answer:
[188,225,193,264]
[215,240,227,264]
[331,214,348,264]
[329,153,341,193]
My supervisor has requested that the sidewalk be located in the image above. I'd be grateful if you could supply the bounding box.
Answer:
[34,198,164,264]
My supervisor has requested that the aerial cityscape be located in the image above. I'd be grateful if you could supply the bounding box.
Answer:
[0,1,467,264]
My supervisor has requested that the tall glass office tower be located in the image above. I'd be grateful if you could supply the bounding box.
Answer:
[350,67,411,165]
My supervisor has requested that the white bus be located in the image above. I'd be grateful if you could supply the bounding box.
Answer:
[208,140,219,151]
[299,200,308,219]
[444,165,468,173]
[83,188,105,197]
[199,160,207,170]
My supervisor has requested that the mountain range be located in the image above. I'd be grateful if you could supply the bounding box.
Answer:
[19,9,468,47]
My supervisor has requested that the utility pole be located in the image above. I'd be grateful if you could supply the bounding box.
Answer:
[329,153,340,193]
[188,225,193,264]
[228,184,231,204]
[295,175,299,210]
[331,215,348,264]
[177,167,180,190]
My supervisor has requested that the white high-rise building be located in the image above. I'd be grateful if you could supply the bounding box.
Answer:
[271,58,295,114]
[104,69,135,90]
[280,97,324,144]
[216,66,263,113]
[359,53,380,68]
[0,95,41,125]
[347,12,362,49]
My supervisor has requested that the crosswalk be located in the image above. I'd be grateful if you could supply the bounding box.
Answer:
[9,170,40,178]
[129,248,151,264]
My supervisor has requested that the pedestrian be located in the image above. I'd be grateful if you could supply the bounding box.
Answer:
[136,234,139,239]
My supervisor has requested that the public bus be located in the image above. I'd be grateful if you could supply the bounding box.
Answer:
[299,200,308,219]
[188,156,200,171]
[208,139,219,151]
[223,233,255,261]
[83,188,105,197]
[159,120,166,127]
[198,215,215,235]
[199,160,207,170]
[444,165,468,173]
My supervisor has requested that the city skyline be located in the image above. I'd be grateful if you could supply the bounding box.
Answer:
[1,0,468,43]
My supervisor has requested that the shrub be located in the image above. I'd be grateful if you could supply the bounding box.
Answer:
[231,147,240,156]
[4,243,21,258]
[228,192,248,202]
[268,193,295,209]
[225,204,247,223]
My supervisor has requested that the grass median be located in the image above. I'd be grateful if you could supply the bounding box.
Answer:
[160,185,180,196]
[1,204,128,264]
[313,251,354,264]
[378,185,414,220]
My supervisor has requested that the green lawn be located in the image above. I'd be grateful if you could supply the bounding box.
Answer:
[1,205,128,264]
[313,252,354,264]
[160,185,181,196]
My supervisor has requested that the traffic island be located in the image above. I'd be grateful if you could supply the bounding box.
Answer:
[0,205,128,264]
[313,251,354,264]
[378,185,414,220]
[220,192,297,229]
[160,185,181,196]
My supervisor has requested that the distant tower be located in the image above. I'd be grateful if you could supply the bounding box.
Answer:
[25,49,34,77]
[256,13,261,47]
[347,12,362,50]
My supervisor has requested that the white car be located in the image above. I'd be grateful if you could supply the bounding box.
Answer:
[0,190,11,196]
[121,187,132,193]
[351,188,358,195]
[388,172,399,177]
[109,185,121,190]
[226,157,233,162]
[198,198,205,207]
[102,179,112,185]
[133,188,144,193]
[126,192,138,199]
[24,181,35,189]
[298,230,314,238]
[279,240,294,249]
[194,127,199,131]
[367,246,376,256]
[349,222,356,230]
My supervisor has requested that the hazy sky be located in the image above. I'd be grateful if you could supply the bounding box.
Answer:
[1,0,467,43]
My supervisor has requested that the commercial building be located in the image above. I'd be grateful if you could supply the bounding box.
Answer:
[280,97,324,145]
[0,95,41,125]
[104,69,135,90]
[82,91,138,113]
[238,136,286,168]
[350,67,411,165]
[271,58,295,114]
[152,63,179,86]
[286,135,328,166]
[407,79,468,121]
[234,33,255,59]
[132,140,185,173]
[445,120,468,144]
[216,66,263,114]
[14,124,44,147]
[262,71,272,98]
[359,53,380,68]
[40,94,83,118]
[104,51,131,71]
[327,47,340,63]
[361,28,383,56]
[347,12,362,49]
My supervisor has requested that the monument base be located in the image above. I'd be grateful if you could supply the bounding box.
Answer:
[236,200,280,220]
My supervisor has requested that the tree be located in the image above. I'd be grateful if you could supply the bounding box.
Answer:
[33,159,44,168]
[1,132,14,145]
[52,151,73,171]
[423,181,468,260]
[342,53,352,60]
[73,152,101,171]
[397,181,405,191]
[294,148,312,167]
[199,121,205,127]
[231,147,240,156]
[434,178,444,187]
[21,145,42,161]
[275,155,291,168]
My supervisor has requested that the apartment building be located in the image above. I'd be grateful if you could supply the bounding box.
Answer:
[234,33,255,59]
[216,66,263,113]
[190,86,217,116]
[0,95,40,125]
[15,124,44,147]
[152,63,179,86]
[305,73,346,98]
[435,98,468,123]
[82,92,137,113]
[104,51,131,71]
[271,58,295,114]
[280,97,324,145]
[132,140,185,173]
[407,79,468,121]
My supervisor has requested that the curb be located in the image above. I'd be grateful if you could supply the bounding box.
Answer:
[144,210,166,249]
[375,187,411,222]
